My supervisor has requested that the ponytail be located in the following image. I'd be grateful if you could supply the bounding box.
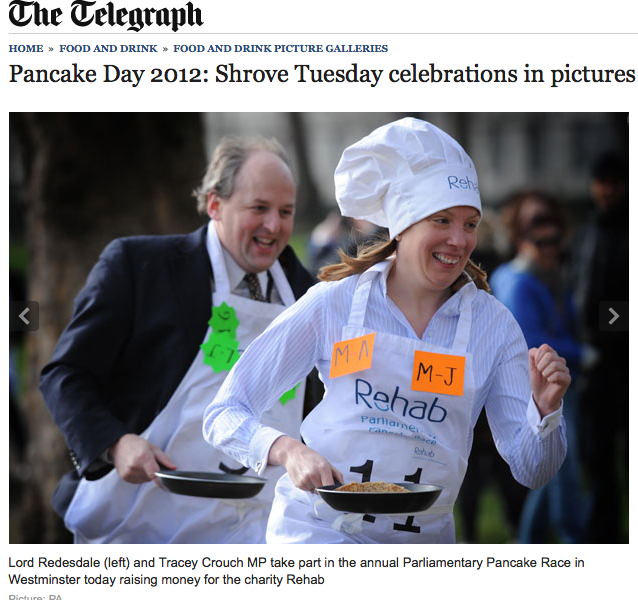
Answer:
[318,238,397,282]
[319,236,490,294]
[456,259,490,293]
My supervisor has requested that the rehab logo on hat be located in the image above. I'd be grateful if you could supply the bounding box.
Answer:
[448,175,479,192]
[335,118,482,239]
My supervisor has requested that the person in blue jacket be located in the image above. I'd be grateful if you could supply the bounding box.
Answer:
[491,192,593,542]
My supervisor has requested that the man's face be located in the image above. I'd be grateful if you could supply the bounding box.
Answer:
[591,177,627,211]
[208,151,296,273]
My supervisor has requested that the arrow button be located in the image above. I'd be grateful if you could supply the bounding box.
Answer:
[19,308,30,325]
[608,307,619,325]
[10,301,39,332]
[599,301,628,332]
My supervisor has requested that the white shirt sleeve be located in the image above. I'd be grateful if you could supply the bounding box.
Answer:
[481,319,567,489]
[203,283,326,473]
[526,395,563,438]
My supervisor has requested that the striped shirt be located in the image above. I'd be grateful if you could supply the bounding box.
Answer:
[203,259,566,489]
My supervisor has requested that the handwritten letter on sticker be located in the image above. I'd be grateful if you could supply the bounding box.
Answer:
[329,333,375,378]
[210,301,239,338]
[411,351,465,396]
[201,335,240,373]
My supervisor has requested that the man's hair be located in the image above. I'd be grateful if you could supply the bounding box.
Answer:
[194,135,293,214]
[591,152,627,183]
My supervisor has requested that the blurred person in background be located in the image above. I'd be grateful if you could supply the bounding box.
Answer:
[491,191,593,543]
[499,190,562,261]
[572,153,629,543]
[40,136,319,543]
[456,209,527,543]
[307,210,384,277]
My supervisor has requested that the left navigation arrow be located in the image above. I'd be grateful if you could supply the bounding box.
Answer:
[10,301,39,332]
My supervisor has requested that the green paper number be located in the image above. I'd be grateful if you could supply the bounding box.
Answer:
[200,334,240,373]
[278,383,299,406]
[202,302,299,405]
[201,302,241,373]
[209,301,240,338]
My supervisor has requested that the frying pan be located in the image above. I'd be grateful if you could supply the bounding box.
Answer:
[155,470,266,499]
[317,482,442,514]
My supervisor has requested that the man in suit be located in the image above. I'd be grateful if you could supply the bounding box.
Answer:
[40,135,318,543]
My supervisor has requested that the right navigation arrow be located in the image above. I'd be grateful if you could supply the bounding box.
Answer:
[599,301,628,332]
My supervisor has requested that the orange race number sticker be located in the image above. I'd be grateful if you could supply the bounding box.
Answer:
[329,333,376,378]
[411,350,465,396]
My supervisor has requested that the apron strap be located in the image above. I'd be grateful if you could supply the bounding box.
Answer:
[207,221,232,296]
[347,262,389,329]
[268,259,296,306]
[451,281,476,353]
[314,499,366,534]
[313,499,455,536]
[348,278,374,328]
[348,264,476,355]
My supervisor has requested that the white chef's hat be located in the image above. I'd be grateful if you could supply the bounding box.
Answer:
[334,118,481,239]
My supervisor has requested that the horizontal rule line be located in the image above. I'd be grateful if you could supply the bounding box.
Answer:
[8,31,638,35]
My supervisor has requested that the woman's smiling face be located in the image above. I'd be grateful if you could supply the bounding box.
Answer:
[395,206,480,293]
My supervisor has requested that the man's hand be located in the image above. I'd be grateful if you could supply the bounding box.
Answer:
[529,344,571,417]
[268,436,342,492]
[109,433,176,485]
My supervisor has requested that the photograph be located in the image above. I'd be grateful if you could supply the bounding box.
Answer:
[8,111,629,546]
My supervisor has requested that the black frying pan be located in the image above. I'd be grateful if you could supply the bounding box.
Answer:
[155,470,266,499]
[317,482,442,514]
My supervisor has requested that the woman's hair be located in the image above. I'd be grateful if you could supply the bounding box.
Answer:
[318,235,490,292]
[501,189,566,249]
[521,213,564,240]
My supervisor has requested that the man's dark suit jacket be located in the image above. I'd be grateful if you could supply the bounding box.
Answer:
[40,225,317,517]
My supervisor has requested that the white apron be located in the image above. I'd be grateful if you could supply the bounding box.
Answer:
[267,262,476,543]
[65,226,305,543]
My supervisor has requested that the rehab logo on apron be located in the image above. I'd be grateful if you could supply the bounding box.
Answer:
[272,261,477,543]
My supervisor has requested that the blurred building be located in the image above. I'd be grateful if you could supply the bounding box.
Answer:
[203,112,626,211]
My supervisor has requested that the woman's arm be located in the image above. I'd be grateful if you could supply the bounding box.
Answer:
[528,343,571,417]
[203,283,328,474]
[482,318,568,489]
[268,436,343,491]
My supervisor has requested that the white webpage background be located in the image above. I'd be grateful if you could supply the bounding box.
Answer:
[3,1,635,598]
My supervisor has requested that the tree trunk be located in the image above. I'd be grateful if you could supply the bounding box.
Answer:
[10,113,206,543]
[287,113,323,229]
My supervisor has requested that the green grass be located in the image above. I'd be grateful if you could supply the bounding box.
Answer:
[454,486,514,544]
[288,233,309,266]
[9,243,28,272]
[454,482,629,544]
